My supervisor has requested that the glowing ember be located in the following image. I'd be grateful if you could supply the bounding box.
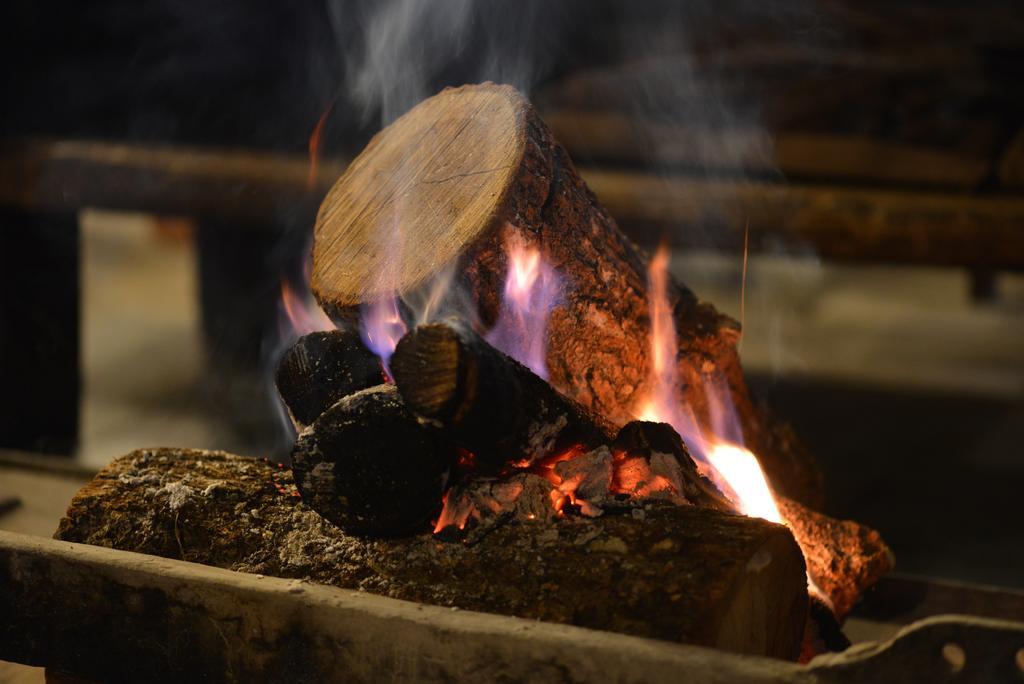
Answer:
[280,278,334,337]
[360,295,407,378]
[485,231,562,379]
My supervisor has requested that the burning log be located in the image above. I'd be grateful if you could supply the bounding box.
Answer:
[310,82,822,507]
[56,449,810,660]
[612,420,733,513]
[274,329,383,430]
[391,319,615,471]
[291,384,453,537]
[777,498,894,621]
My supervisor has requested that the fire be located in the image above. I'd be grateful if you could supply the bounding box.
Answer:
[280,278,334,337]
[633,242,833,600]
[307,105,333,190]
[634,244,782,523]
[485,231,562,379]
[704,443,782,522]
[360,296,407,378]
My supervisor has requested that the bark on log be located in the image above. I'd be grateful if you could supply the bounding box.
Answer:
[56,449,809,661]
[311,82,822,508]
[275,329,383,430]
[291,385,453,537]
[777,497,895,621]
[391,319,616,471]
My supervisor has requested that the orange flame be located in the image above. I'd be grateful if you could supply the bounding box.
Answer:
[634,242,830,599]
[704,442,782,522]
[637,243,681,423]
[280,278,334,336]
[635,242,779,516]
[307,105,333,190]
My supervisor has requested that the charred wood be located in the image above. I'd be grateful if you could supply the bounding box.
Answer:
[291,384,453,537]
[391,319,615,471]
[612,421,733,513]
[275,329,383,430]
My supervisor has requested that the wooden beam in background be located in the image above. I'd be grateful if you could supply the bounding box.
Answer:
[3,139,1023,269]
[582,169,1024,269]
[0,139,345,223]
[544,111,992,189]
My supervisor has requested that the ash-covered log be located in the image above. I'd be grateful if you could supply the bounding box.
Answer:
[56,449,810,660]
[310,82,822,507]
[291,384,453,537]
[275,329,383,430]
[391,319,615,471]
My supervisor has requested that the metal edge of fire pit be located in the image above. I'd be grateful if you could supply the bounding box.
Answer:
[1,531,1022,683]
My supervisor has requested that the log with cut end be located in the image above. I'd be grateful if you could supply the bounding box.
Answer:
[56,449,810,660]
[311,82,822,507]
[391,319,616,471]
[275,329,383,430]
[291,384,453,537]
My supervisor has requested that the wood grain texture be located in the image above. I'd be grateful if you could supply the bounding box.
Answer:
[55,449,809,660]
[312,84,525,305]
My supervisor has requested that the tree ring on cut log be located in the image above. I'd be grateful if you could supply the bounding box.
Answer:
[291,384,453,537]
[312,83,525,306]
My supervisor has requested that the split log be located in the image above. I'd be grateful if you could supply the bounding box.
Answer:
[291,384,453,537]
[56,449,810,660]
[777,497,894,621]
[275,329,383,430]
[311,82,823,508]
[391,319,615,471]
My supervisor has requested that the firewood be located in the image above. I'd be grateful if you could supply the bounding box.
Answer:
[55,448,810,660]
[391,319,615,471]
[310,82,823,508]
[291,384,453,537]
[777,497,894,620]
[274,329,383,430]
[612,421,733,513]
